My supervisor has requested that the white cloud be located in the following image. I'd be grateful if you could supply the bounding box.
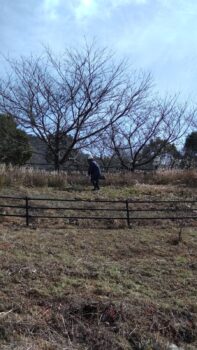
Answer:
[112,0,147,5]
[74,0,98,19]
[73,0,147,20]
[42,0,60,20]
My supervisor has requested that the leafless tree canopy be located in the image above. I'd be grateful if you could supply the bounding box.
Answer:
[107,96,195,170]
[88,131,117,171]
[192,114,197,129]
[0,45,151,170]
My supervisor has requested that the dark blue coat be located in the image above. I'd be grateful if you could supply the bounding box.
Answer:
[88,160,101,180]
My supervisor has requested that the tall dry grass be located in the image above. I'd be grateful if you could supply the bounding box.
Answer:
[68,169,197,187]
[0,165,67,189]
[0,165,196,189]
[150,169,197,187]
[67,172,138,187]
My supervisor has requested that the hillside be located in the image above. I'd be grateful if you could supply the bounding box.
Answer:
[0,174,196,349]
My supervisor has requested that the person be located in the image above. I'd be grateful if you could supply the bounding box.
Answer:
[87,155,101,190]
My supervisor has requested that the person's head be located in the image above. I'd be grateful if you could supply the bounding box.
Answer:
[87,154,94,163]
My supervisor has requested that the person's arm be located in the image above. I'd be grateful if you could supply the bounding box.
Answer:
[94,162,101,177]
[94,161,101,174]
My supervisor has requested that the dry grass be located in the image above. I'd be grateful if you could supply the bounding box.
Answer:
[0,168,196,349]
[67,169,197,188]
[0,172,196,231]
[0,224,196,349]
[67,172,138,187]
[150,169,197,187]
[0,165,67,189]
[0,165,196,190]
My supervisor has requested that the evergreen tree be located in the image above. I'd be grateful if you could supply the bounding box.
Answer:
[184,131,197,157]
[0,114,32,165]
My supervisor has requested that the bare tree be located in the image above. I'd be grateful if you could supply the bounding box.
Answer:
[0,44,151,171]
[87,131,117,171]
[108,96,194,171]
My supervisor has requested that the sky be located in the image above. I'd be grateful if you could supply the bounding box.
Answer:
[1,0,197,102]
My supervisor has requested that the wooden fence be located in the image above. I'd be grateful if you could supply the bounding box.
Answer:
[0,195,196,228]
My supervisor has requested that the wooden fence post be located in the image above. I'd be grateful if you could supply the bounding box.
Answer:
[25,197,29,227]
[126,200,130,228]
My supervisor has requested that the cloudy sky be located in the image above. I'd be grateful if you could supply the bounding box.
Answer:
[1,0,197,100]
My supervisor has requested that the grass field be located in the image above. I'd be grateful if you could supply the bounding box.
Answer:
[0,175,197,350]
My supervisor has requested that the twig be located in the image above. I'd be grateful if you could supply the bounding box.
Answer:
[60,314,72,345]
[128,325,137,337]
[0,309,13,318]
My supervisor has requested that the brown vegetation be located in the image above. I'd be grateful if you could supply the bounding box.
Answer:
[0,167,196,349]
[0,166,197,190]
[0,224,196,349]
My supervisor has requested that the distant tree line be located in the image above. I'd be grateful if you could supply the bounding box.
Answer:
[0,44,196,170]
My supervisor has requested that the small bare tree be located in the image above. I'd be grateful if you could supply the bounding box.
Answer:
[108,96,194,171]
[0,44,151,171]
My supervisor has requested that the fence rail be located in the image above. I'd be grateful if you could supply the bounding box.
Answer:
[0,195,196,227]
